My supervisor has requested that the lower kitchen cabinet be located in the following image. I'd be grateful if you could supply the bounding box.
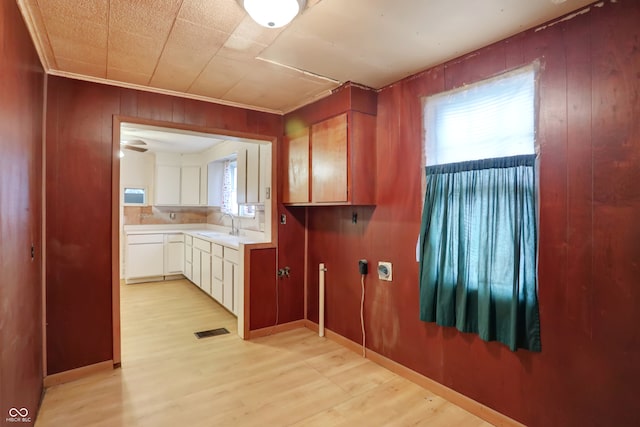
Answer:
[164,233,184,275]
[192,237,212,293]
[212,246,223,302]
[201,251,211,295]
[223,248,239,315]
[223,260,234,313]
[184,235,193,281]
[125,234,165,282]
[183,239,240,316]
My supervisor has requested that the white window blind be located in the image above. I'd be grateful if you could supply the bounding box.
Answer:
[424,66,536,166]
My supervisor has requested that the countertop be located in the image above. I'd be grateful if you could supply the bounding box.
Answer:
[124,225,270,249]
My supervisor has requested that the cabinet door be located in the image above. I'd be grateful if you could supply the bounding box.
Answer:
[282,128,309,203]
[212,277,223,303]
[201,253,211,295]
[232,262,239,316]
[155,165,181,205]
[181,166,200,205]
[184,261,192,281]
[126,243,164,279]
[223,259,234,312]
[311,113,348,203]
[184,239,193,281]
[165,241,184,275]
[193,249,202,287]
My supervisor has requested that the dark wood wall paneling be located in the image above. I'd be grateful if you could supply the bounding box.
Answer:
[275,83,379,329]
[301,2,640,426]
[45,77,282,374]
[0,0,45,423]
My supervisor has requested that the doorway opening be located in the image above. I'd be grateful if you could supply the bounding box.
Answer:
[112,115,277,365]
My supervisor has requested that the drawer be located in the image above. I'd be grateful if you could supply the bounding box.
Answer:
[194,238,211,253]
[127,234,164,244]
[212,244,223,258]
[165,233,184,243]
[224,247,239,264]
[185,235,193,246]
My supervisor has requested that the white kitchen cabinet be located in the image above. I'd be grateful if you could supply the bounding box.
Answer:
[184,235,193,281]
[155,165,181,205]
[192,246,201,287]
[201,252,211,295]
[164,234,184,275]
[126,234,164,281]
[223,259,234,313]
[180,165,201,205]
[237,145,260,205]
[192,237,212,294]
[211,244,224,302]
[223,247,239,315]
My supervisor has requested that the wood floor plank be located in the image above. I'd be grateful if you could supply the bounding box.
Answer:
[35,279,493,427]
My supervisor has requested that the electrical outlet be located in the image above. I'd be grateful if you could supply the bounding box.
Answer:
[378,262,392,281]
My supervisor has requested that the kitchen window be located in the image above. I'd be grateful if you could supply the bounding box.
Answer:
[418,64,541,351]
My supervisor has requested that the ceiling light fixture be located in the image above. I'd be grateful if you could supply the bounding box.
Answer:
[240,0,306,28]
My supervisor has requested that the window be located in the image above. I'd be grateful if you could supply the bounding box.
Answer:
[221,159,255,218]
[418,65,541,352]
[123,187,146,205]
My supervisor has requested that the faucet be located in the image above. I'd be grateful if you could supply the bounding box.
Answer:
[220,213,238,236]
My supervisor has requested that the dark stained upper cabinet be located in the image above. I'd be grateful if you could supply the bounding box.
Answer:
[282,83,377,206]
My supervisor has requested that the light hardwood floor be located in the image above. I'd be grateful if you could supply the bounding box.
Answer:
[35,279,493,427]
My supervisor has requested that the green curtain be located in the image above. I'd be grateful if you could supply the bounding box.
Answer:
[418,155,541,351]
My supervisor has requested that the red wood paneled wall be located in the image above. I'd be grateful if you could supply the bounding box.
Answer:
[0,0,45,423]
[45,77,282,374]
[302,2,640,426]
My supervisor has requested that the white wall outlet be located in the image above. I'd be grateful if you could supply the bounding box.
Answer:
[378,262,392,281]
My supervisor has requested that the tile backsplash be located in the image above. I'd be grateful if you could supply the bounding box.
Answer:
[124,205,264,232]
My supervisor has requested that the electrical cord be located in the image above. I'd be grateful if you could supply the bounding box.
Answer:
[360,274,366,358]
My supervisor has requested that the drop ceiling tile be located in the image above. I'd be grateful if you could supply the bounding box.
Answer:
[188,56,251,99]
[109,0,182,37]
[56,57,106,78]
[41,13,108,68]
[50,36,107,69]
[231,16,284,46]
[178,0,245,33]
[222,60,337,111]
[150,18,229,92]
[217,34,268,61]
[107,68,152,86]
[37,0,108,23]
[107,30,163,75]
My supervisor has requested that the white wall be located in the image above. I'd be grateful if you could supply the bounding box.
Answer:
[120,150,155,203]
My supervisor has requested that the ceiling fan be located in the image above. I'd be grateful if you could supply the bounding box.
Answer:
[120,139,148,153]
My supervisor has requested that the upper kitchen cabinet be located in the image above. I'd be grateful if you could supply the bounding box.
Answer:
[282,127,309,204]
[207,143,271,208]
[282,83,377,206]
[154,152,203,206]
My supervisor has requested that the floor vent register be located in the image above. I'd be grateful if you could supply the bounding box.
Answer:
[194,327,230,339]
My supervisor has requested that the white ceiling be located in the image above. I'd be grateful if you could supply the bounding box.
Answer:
[18,0,596,113]
[120,123,226,153]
